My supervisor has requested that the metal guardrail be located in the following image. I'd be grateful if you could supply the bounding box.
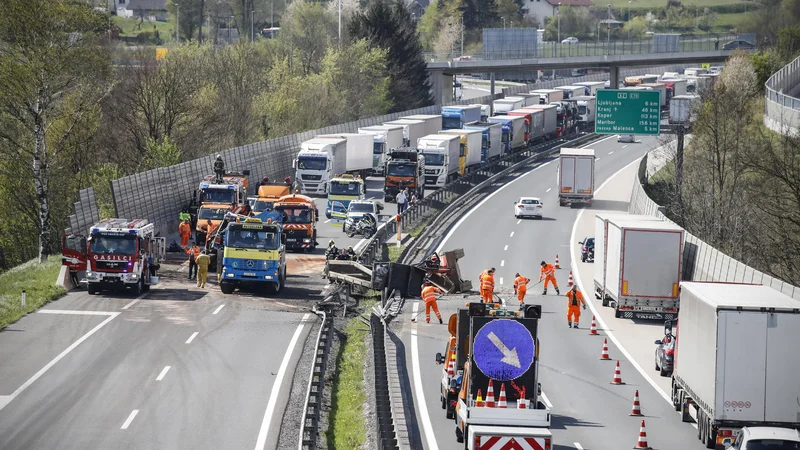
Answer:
[298,304,334,450]
[764,54,800,135]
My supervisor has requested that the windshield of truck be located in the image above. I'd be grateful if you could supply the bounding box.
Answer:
[387,163,416,177]
[64,235,86,252]
[373,142,384,155]
[297,156,327,170]
[348,203,374,213]
[198,208,228,220]
[557,117,564,127]
[578,105,587,115]
[276,206,313,224]
[743,440,800,450]
[330,181,361,196]
[481,135,490,149]
[252,200,274,213]
[442,116,461,129]
[89,234,137,255]
[226,228,279,250]
[423,152,445,166]
[501,131,510,143]
[202,188,235,204]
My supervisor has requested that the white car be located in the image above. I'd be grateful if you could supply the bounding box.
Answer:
[514,197,544,219]
[617,134,635,143]
[726,426,800,449]
[561,37,579,44]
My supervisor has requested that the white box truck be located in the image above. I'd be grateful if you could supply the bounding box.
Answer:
[493,98,524,114]
[464,121,503,162]
[531,89,563,104]
[439,129,482,172]
[294,133,372,194]
[358,125,405,175]
[669,94,699,125]
[557,148,595,207]
[640,83,668,109]
[573,96,596,129]
[603,218,684,320]
[554,85,584,100]
[526,104,558,139]
[471,104,491,121]
[487,115,526,153]
[417,134,461,187]
[384,119,426,147]
[671,282,800,449]
[401,114,443,136]
[573,81,606,96]
[508,93,539,107]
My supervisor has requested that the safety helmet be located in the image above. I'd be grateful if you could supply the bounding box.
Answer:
[216,154,221,159]
[489,267,495,272]
[541,261,546,266]
[348,246,354,250]
[515,272,520,277]
[328,240,334,246]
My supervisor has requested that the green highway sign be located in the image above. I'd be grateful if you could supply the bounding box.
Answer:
[595,89,661,135]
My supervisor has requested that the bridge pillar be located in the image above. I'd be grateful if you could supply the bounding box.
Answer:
[610,66,620,90]
[430,72,453,106]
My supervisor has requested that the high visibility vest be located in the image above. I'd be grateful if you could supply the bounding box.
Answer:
[567,290,583,306]
[480,274,494,291]
[540,264,555,278]
[422,286,440,303]
[179,222,191,235]
[514,277,529,289]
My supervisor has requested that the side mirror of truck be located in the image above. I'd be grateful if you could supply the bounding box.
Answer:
[435,352,445,365]
[664,320,673,336]
[654,340,663,345]
[578,241,584,245]
[281,234,286,244]
[292,159,297,169]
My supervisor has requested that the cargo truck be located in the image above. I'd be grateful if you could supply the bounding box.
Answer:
[418,134,462,187]
[573,81,606,96]
[662,78,688,97]
[218,214,287,295]
[531,89,563,104]
[464,121,503,162]
[358,125,405,175]
[492,98,524,115]
[384,148,425,202]
[557,148,595,207]
[510,93,540,107]
[573,96,596,129]
[441,105,482,130]
[471,104,491,121]
[439,129,483,172]
[640,83,668,109]
[402,114,443,136]
[526,104,558,140]
[504,109,537,145]
[294,134,372,195]
[384,119,426,147]
[554,85,584,100]
[670,282,800,449]
[487,115,526,153]
[601,218,684,320]
[669,94,699,125]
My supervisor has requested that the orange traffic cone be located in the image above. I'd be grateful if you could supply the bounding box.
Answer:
[589,316,598,335]
[497,383,507,408]
[600,338,611,360]
[517,398,528,409]
[554,254,561,269]
[568,270,574,287]
[446,350,456,378]
[475,389,484,407]
[633,419,651,449]
[611,360,625,385]
[630,389,643,416]
[485,380,495,408]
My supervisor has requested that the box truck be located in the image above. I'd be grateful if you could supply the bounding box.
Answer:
[401,114,443,136]
[669,94,699,125]
[557,148,595,207]
[573,96,596,129]
[573,81,606,96]
[670,282,800,449]
[294,134,372,194]
[640,83,668,109]
[487,115,525,153]
[525,104,557,139]
[418,134,462,187]
[662,78,688,97]
[602,218,684,320]
[441,105,482,130]
[384,119,426,147]
[531,89,563,104]
[493,98,525,114]
[439,129,482,172]
[358,125,404,175]
[554,85,585,100]
[507,108,545,144]
[471,104,490,121]
[464,121,503,162]
[509,93,540,107]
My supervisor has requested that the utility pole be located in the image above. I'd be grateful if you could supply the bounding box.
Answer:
[176,4,180,43]
[607,4,611,47]
[628,0,632,39]
[207,13,211,44]
[557,3,561,44]
[460,13,464,56]
[251,10,255,42]
[271,0,274,28]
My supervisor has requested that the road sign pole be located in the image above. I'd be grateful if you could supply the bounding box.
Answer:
[676,124,685,205]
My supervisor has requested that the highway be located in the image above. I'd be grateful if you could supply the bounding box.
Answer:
[399,135,706,450]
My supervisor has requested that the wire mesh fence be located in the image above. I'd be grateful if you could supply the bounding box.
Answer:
[764,54,800,135]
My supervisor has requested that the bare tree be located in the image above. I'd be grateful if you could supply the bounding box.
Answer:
[434,20,460,56]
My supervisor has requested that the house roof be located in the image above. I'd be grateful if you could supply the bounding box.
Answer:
[126,0,167,11]
[547,0,593,6]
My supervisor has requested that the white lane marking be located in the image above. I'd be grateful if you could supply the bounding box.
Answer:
[516,219,521,225]
[541,391,553,409]
[435,135,616,254]
[509,231,515,238]
[185,332,199,344]
[121,299,139,310]
[324,219,331,224]
[501,260,505,267]
[622,145,628,149]
[504,245,508,251]
[410,301,439,450]
[38,310,117,316]
[596,157,601,161]
[212,304,225,315]
[121,409,139,430]
[574,443,584,450]
[156,366,171,381]
[546,188,551,193]
[500,277,504,285]
[609,151,614,154]
[255,313,312,450]
[570,155,673,406]
[0,311,120,412]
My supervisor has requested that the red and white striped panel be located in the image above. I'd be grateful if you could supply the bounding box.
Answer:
[283,224,309,230]
[478,436,546,450]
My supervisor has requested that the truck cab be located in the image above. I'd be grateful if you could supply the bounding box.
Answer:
[61,234,87,275]
[198,172,249,208]
[252,184,291,214]
[196,203,233,244]
[294,137,343,195]
[441,105,482,130]
[384,148,425,202]
[273,194,319,252]
[219,216,286,295]
[326,174,365,219]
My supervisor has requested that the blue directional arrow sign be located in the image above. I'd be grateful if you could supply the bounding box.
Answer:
[473,319,535,381]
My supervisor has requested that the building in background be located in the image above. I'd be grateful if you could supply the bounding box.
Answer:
[116,0,168,21]
[523,0,593,29]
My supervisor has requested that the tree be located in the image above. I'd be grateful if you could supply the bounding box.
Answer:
[167,0,205,41]
[624,15,648,39]
[0,0,112,262]
[434,19,461,55]
[278,1,337,75]
[495,0,528,27]
[326,40,392,120]
[461,0,499,30]
[349,0,433,111]
[749,50,784,89]
[544,5,592,40]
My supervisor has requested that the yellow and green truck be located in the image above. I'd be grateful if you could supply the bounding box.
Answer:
[217,215,287,295]
[326,174,365,220]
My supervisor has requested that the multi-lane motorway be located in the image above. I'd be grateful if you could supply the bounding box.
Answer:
[399,135,706,450]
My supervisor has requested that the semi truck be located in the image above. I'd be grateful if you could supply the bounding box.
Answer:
[503,109,538,145]
[492,98,524,115]
[573,81,606,96]
[624,75,659,86]
[384,148,425,202]
[669,94,699,125]
[444,302,553,449]
[574,96,596,129]
[273,194,319,252]
[531,89,563,104]
[510,93,540,107]
[441,105,482,130]
[662,78,688,97]
[487,115,525,153]
[640,83,668,109]
[554,85,584,100]
[418,134,462,187]
[357,125,405,175]
[670,282,800,449]
[384,119,426,147]
[471,104,491,121]
[218,214,287,295]
[251,184,291,215]
[552,101,579,137]
[439,129,483,172]
[84,219,165,296]
[401,114,443,136]
[464,121,503,162]
[600,218,684,320]
[526,104,558,140]
[557,148,595,207]
[294,134,372,195]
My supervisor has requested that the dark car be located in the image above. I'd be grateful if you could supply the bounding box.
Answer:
[654,334,675,376]
[723,40,755,50]
[579,237,594,263]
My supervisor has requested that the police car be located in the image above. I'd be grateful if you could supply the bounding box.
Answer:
[513,197,544,219]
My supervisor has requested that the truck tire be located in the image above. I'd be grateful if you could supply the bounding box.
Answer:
[88,283,98,295]
[267,269,284,295]
[614,306,622,318]
[220,283,235,294]
[697,409,704,441]
[132,279,143,296]
[602,295,609,307]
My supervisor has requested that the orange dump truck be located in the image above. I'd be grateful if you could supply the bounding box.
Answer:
[273,194,319,252]
[251,184,292,214]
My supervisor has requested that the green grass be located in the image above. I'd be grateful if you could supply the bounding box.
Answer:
[713,12,750,30]
[326,299,377,449]
[0,255,66,330]
[387,244,406,262]
[112,16,174,42]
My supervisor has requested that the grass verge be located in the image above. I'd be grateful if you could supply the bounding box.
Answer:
[0,255,66,330]
[387,244,407,262]
[327,298,377,449]
[112,16,174,40]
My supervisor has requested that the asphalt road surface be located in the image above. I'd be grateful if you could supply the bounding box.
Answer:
[399,135,707,450]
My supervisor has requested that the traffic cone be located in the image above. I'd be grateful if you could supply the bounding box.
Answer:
[554,254,561,269]
[611,360,625,385]
[633,419,651,449]
[475,389,484,408]
[568,270,574,287]
[600,338,611,360]
[517,398,528,409]
[497,383,507,408]
[589,316,598,335]
[446,350,456,378]
[485,380,495,408]
[630,390,643,416]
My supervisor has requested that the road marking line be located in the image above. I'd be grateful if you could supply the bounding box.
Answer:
[516,219,521,224]
[501,260,505,267]
[541,391,553,409]
[622,145,628,148]
[546,187,551,193]
[324,219,331,224]
[121,299,139,310]
[574,443,584,450]
[570,153,673,406]
[504,245,508,251]
[410,302,439,450]
[255,313,311,450]
[121,409,139,429]
[156,366,171,381]
[435,135,616,254]
[509,231,514,237]
[609,151,614,154]
[596,157,601,161]
[185,332,199,344]
[212,304,225,315]
[0,311,120,412]
[500,277,504,285]
[38,310,117,316]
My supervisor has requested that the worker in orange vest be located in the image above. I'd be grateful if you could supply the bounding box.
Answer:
[205,219,218,246]
[513,273,531,305]
[179,218,191,248]
[565,285,587,328]
[539,261,560,295]
[422,281,443,324]
[479,268,495,303]
[185,242,201,280]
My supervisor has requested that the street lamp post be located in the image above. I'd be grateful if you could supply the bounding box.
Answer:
[607,4,611,48]
[502,16,506,28]
[251,10,255,42]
